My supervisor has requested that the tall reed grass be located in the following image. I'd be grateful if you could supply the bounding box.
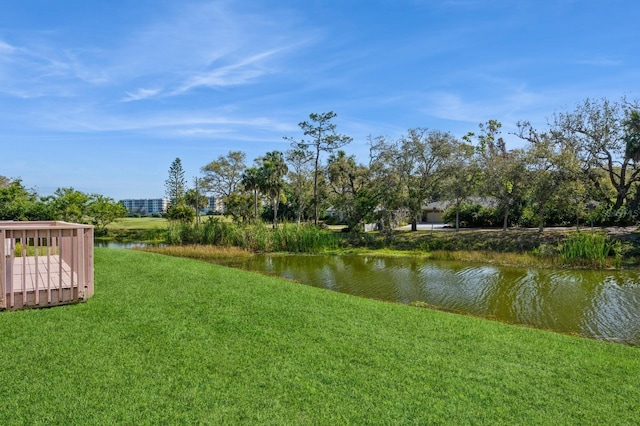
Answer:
[559,231,618,267]
[166,219,341,253]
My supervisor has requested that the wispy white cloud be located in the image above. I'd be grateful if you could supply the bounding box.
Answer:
[108,2,313,100]
[122,88,162,102]
[417,86,559,141]
[173,128,233,136]
[0,38,110,98]
[0,39,15,53]
[0,1,312,101]
[420,91,486,124]
[174,48,284,94]
[37,106,295,135]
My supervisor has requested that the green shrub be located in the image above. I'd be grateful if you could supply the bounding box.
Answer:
[12,242,57,257]
[167,204,195,223]
[443,202,500,228]
[518,206,538,228]
[531,243,557,257]
[418,237,450,251]
[592,204,638,227]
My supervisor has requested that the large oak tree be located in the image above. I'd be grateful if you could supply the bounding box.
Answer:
[551,98,640,210]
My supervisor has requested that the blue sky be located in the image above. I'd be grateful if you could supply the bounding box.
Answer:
[1,0,638,200]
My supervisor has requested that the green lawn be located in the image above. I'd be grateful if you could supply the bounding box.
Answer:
[107,216,169,229]
[1,249,638,424]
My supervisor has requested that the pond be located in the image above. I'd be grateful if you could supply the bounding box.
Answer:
[208,254,640,345]
[95,241,163,249]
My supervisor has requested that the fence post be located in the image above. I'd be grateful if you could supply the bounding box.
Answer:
[84,228,94,298]
[0,229,5,309]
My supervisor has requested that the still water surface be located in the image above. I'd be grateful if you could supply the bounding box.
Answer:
[95,241,163,249]
[208,254,640,345]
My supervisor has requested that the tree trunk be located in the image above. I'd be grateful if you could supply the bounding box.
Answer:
[253,190,258,221]
[613,186,628,210]
[313,150,320,226]
[272,198,278,229]
[411,218,417,232]
[502,205,510,231]
[537,208,544,233]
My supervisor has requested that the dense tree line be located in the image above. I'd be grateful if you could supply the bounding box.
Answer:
[0,179,127,234]
[174,97,640,232]
[6,97,638,235]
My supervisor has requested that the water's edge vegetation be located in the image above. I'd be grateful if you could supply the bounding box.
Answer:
[125,219,640,269]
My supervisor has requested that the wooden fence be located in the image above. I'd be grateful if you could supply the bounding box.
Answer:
[1,221,94,310]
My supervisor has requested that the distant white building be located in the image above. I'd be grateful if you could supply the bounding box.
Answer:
[206,196,224,214]
[120,198,169,215]
[121,196,225,216]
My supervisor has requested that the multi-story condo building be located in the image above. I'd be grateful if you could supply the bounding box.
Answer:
[120,196,224,216]
[204,196,224,214]
[120,198,169,215]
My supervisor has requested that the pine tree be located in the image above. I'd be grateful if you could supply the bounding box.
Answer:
[165,158,186,205]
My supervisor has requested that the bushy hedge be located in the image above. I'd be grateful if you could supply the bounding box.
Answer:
[446,200,640,229]
[442,202,501,228]
[591,204,639,227]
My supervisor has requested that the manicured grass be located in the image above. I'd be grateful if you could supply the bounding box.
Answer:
[107,216,169,229]
[1,249,638,424]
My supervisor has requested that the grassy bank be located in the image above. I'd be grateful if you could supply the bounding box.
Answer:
[0,249,638,424]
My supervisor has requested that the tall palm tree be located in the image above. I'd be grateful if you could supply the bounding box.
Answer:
[241,167,261,221]
[258,151,288,228]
